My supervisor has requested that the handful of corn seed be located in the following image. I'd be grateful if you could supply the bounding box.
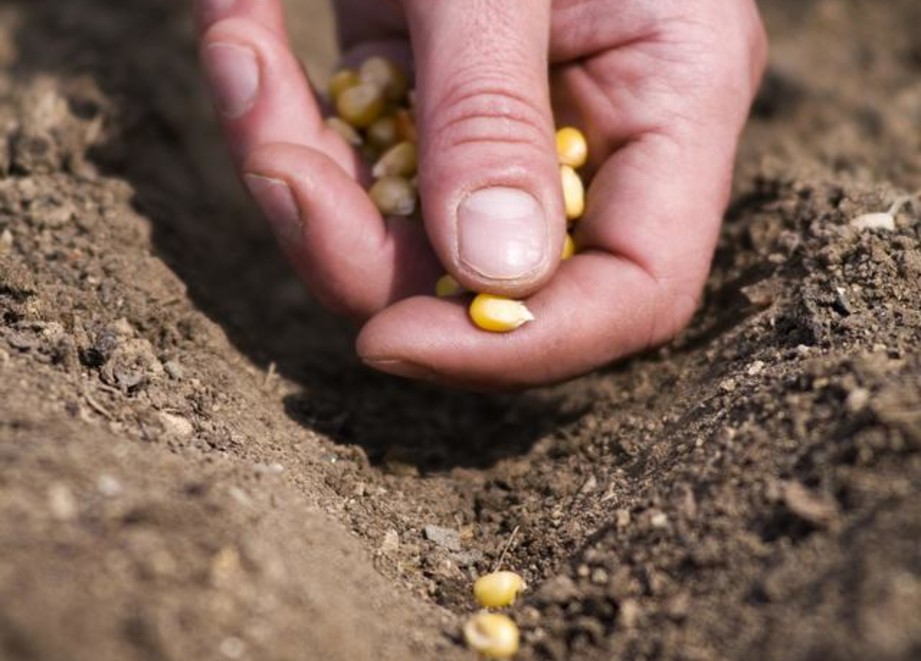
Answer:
[326,57,589,333]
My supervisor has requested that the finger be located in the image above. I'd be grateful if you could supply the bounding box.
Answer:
[404,0,564,298]
[356,255,658,388]
[357,114,745,387]
[194,0,287,40]
[200,17,359,174]
[244,143,442,319]
[200,16,437,317]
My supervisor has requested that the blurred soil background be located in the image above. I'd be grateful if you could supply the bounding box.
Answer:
[0,0,919,659]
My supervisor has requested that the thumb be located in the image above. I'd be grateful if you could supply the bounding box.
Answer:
[405,0,563,296]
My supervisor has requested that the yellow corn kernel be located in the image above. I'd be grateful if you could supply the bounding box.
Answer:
[469,294,534,332]
[366,115,399,150]
[359,56,409,103]
[555,126,588,169]
[336,82,385,128]
[369,175,416,216]
[327,68,360,101]
[473,571,526,608]
[435,274,464,297]
[463,613,520,659]
[394,108,416,143]
[372,141,417,179]
[560,165,585,220]
[561,233,576,260]
[324,116,362,146]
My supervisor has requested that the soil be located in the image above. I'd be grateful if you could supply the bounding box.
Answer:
[1,0,920,660]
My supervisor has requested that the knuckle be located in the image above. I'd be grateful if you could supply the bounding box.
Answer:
[425,74,550,153]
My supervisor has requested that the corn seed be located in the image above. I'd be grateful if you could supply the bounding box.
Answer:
[367,116,399,150]
[435,274,464,297]
[327,68,360,101]
[336,82,386,128]
[324,116,362,146]
[359,56,409,103]
[473,571,526,608]
[555,126,588,169]
[469,294,534,332]
[369,175,416,216]
[394,108,416,143]
[561,165,585,220]
[372,141,417,179]
[561,233,576,260]
[463,613,520,659]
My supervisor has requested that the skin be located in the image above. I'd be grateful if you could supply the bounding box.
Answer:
[195,0,767,389]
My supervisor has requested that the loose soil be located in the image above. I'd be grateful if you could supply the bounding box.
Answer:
[1,1,920,660]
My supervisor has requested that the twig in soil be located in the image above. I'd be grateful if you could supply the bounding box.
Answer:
[852,189,920,231]
[263,362,277,389]
[83,390,113,420]
[491,525,520,572]
[95,382,121,396]
[886,189,921,216]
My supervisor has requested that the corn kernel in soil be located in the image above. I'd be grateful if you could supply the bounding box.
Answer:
[474,571,526,608]
[435,274,464,297]
[369,176,416,216]
[555,126,588,169]
[561,164,585,220]
[469,294,534,332]
[464,612,520,659]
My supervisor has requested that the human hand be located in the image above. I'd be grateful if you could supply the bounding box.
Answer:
[196,0,766,388]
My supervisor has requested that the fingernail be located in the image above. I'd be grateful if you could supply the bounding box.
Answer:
[457,187,547,280]
[196,0,236,26]
[203,43,259,119]
[244,175,302,247]
[363,358,440,382]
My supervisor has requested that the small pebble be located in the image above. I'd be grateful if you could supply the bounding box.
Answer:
[618,599,641,628]
[159,411,193,437]
[851,212,895,231]
[219,636,247,660]
[423,525,462,551]
[649,510,669,529]
[97,474,122,497]
[380,529,400,553]
[48,483,77,521]
[163,360,184,380]
[846,387,871,412]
